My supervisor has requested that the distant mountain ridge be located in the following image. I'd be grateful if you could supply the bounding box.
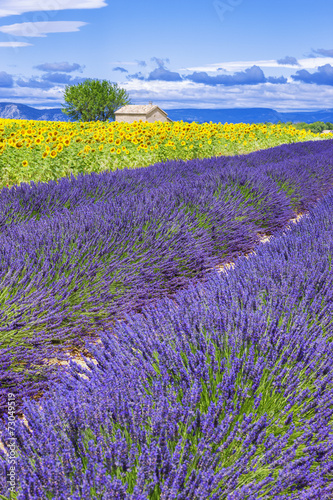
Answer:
[1,102,333,124]
[166,108,333,124]
[0,102,69,121]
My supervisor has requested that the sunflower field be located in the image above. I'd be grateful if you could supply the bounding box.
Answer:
[0,118,327,189]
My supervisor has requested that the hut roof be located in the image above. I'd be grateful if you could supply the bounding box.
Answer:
[115,104,168,117]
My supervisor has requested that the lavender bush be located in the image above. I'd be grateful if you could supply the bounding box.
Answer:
[1,139,333,416]
[0,189,332,499]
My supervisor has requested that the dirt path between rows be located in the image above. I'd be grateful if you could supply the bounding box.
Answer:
[213,212,305,274]
[46,212,307,374]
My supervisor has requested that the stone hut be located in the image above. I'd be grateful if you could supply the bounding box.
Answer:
[115,104,172,123]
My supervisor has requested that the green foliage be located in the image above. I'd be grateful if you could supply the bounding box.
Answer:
[62,79,131,122]
[294,121,333,133]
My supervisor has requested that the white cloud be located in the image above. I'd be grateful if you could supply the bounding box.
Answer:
[122,79,333,111]
[295,57,333,69]
[0,21,87,37]
[0,1,107,17]
[0,84,65,106]
[0,41,32,47]
[183,57,333,73]
[2,76,333,112]
[110,61,140,66]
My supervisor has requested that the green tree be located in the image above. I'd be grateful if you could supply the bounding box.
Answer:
[62,79,131,122]
[294,122,310,131]
[309,121,325,133]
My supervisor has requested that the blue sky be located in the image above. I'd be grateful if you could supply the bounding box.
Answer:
[0,0,332,111]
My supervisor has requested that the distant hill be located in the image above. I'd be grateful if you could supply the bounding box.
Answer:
[166,108,333,124]
[167,108,281,124]
[1,102,333,124]
[278,109,333,124]
[0,102,69,121]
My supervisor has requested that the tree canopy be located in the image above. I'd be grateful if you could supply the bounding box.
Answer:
[62,79,131,122]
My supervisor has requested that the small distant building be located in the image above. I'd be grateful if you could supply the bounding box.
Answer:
[115,103,172,123]
[321,130,333,134]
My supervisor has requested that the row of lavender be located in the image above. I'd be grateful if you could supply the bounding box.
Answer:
[1,188,332,499]
[1,140,333,416]
[0,139,326,228]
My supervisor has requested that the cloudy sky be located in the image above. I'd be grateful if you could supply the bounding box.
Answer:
[0,0,332,111]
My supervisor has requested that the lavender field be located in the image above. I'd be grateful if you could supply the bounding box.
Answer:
[0,140,333,498]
